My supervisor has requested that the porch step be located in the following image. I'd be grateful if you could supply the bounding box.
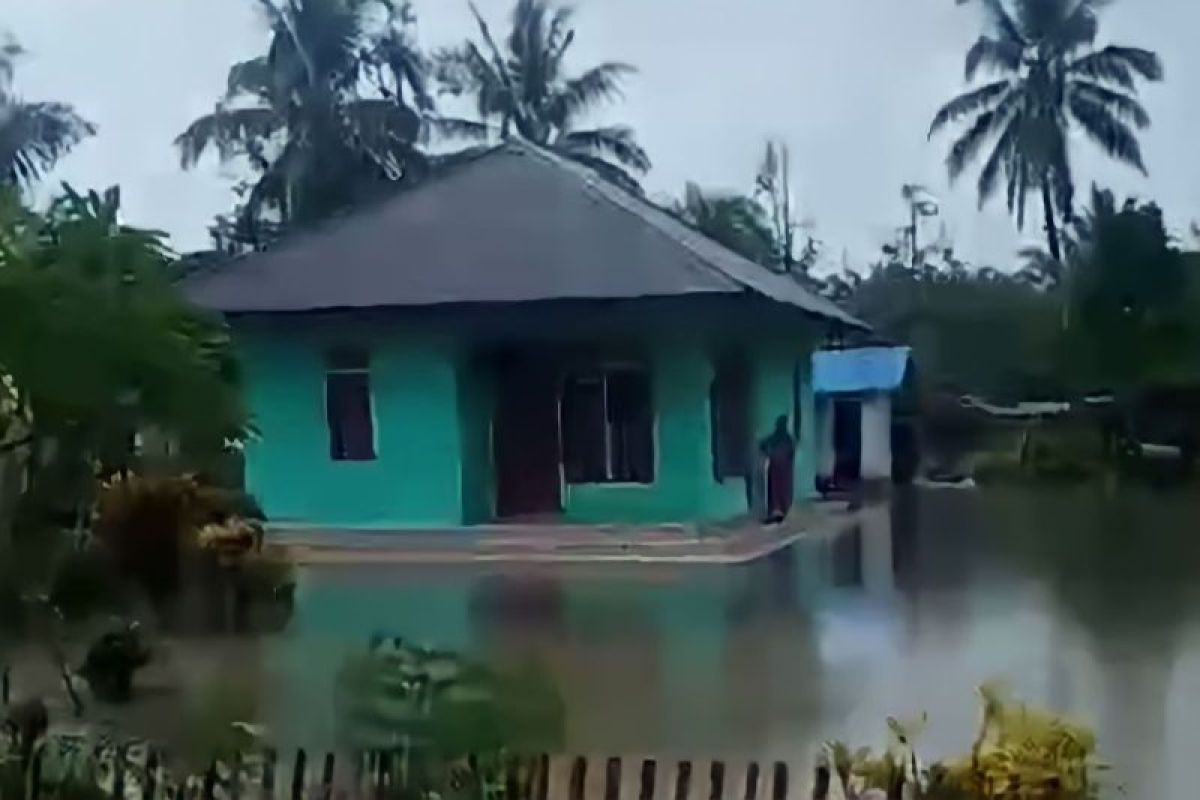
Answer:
[271,504,853,565]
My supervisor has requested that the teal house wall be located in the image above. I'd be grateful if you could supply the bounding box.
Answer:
[561,336,818,525]
[238,319,821,530]
[239,323,466,529]
[561,338,737,524]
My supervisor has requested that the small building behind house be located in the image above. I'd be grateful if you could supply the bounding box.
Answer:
[181,141,864,531]
[812,346,915,490]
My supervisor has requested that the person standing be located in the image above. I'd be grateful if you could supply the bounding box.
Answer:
[760,415,796,524]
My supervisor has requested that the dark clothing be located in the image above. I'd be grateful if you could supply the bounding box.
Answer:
[760,427,796,522]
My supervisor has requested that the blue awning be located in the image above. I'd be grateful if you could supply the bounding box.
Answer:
[812,346,912,394]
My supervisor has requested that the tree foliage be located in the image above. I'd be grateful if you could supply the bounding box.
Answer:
[755,140,811,274]
[177,0,437,251]
[0,185,247,514]
[678,139,821,280]
[676,182,776,267]
[435,0,650,192]
[846,241,1064,401]
[0,35,95,191]
[826,182,1200,416]
[1061,186,1194,394]
[930,0,1163,260]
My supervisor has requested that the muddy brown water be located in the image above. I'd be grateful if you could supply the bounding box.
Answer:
[15,487,1200,798]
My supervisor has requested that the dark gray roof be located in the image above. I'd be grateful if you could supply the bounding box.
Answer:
[181,141,864,328]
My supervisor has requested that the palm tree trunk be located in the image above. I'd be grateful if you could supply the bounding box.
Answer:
[1041,180,1062,262]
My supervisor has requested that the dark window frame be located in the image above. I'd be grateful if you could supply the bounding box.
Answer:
[324,346,377,462]
[711,354,751,482]
[561,364,655,485]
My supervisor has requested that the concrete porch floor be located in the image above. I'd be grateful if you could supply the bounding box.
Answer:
[270,502,854,566]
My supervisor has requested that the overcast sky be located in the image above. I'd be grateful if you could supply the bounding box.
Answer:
[5,0,1198,270]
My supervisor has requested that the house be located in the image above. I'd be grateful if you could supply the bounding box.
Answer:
[182,141,865,530]
[812,346,914,487]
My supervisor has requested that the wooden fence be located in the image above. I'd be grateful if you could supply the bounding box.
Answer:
[18,747,809,800]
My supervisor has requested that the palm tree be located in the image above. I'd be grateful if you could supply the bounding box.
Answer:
[0,37,95,189]
[435,0,650,192]
[176,0,434,245]
[929,0,1162,261]
[676,182,777,266]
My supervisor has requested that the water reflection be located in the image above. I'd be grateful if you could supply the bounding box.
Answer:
[278,488,1200,797]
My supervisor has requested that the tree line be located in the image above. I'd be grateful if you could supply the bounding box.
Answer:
[176,0,653,252]
[1,0,1193,409]
[0,0,1168,261]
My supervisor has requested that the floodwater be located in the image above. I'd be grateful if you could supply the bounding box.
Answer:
[271,488,1200,799]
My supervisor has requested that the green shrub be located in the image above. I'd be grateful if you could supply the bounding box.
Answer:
[78,621,151,703]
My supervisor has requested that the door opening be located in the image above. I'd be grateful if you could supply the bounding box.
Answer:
[493,356,563,519]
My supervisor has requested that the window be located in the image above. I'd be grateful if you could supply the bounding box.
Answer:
[325,347,376,461]
[711,355,750,480]
[561,367,653,484]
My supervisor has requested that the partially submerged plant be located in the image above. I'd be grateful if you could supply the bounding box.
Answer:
[336,635,564,799]
[817,685,1101,800]
[78,620,151,704]
[92,472,280,632]
[929,683,1099,800]
[817,714,927,800]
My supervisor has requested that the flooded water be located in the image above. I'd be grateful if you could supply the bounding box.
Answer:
[273,488,1200,798]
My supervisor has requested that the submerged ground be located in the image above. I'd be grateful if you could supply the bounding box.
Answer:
[17,487,1200,798]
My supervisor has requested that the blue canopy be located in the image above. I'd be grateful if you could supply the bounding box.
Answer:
[812,346,912,394]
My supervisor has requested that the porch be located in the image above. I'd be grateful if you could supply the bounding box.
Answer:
[457,336,818,527]
[270,501,854,565]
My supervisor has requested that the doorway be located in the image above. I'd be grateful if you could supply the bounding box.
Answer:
[833,397,862,485]
[493,355,563,519]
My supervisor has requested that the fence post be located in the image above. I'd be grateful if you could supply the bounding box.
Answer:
[708,763,724,800]
[230,750,243,800]
[536,755,550,800]
[26,746,42,800]
[144,749,159,800]
[673,762,692,800]
[203,761,218,800]
[604,758,621,800]
[112,744,127,800]
[743,764,760,800]
[263,748,278,800]
[321,753,335,800]
[505,757,520,800]
[638,760,656,800]
[568,757,587,800]
[770,763,788,800]
[291,749,307,800]
[374,750,387,798]
[811,761,829,800]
